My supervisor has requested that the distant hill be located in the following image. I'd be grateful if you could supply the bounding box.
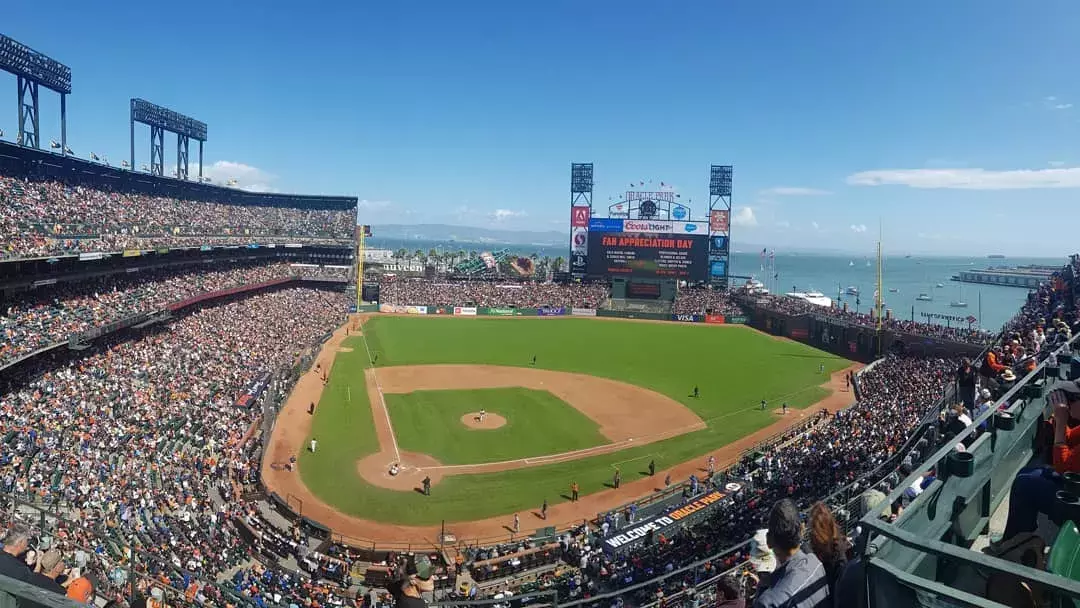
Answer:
[371,224,566,246]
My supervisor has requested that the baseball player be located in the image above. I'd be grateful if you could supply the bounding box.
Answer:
[613,467,621,489]
[570,481,579,502]
[693,385,699,398]
[310,438,317,453]
[761,399,767,411]
[707,455,716,476]
[541,499,548,520]
[478,409,486,422]
[513,513,520,533]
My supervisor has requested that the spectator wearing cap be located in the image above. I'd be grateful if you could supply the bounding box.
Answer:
[999,379,1080,541]
[752,499,830,608]
[388,555,434,608]
[0,523,32,582]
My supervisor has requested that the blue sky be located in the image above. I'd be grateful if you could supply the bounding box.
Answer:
[4,1,1080,255]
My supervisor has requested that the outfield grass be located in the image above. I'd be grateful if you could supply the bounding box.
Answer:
[387,387,608,464]
[299,317,849,525]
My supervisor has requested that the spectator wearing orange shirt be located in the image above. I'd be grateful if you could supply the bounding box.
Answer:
[1001,379,1080,540]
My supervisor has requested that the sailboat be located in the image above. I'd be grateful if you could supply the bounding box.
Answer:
[848,261,855,267]
[949,285,968,308]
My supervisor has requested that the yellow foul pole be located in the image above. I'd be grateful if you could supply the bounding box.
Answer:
[356,228,366,310]
[875,224,883,356]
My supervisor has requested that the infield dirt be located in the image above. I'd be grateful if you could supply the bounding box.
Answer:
[262,317,862,546]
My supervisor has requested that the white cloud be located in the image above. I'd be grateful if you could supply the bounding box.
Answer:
[759,187,832,196]
[811,221,820,230]
[491,209,527,221]
[1049,161,1066,167]
[1055,103,1074,110]
[358,200,392,210]
[846,166,1080,190]
[731,207,757,227]
[850,224,867,233]
[189,160,279,192]
[776,220,790,228]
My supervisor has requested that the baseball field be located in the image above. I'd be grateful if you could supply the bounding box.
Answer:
[268,315,852,535]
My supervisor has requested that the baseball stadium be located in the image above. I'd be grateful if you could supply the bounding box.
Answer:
[0,26,1080,608]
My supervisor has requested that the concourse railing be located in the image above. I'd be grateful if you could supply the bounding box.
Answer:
[857,333,1080,607]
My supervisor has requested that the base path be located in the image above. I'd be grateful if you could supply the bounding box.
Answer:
[262,316,863,547]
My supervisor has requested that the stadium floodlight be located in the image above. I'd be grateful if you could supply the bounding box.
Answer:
[0,33,71,152]
[0,34,72,95]
[130,98,207,179]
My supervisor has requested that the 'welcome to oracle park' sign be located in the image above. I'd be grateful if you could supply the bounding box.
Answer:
[603,490,729,552]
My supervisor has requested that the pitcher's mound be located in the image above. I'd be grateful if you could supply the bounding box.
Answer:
[357,451,445,492]
[462,412,507,430]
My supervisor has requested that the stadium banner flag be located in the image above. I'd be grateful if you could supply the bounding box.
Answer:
[537,306,567,316]
[234,372,272,409]
[481,307,517,316]
[571,307,597,317]
[603,489,729,553]
[78,252,108,261]
[704,314,726,324]
[453,306,478,316]
[726,315,749,324]
[671,314,703,323]
[156,247,169,254]
[122,249,141,257]
[199,245,213,251]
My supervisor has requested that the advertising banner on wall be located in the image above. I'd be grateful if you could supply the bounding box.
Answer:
[453,306,478,316]
[709,209,729,233]
[537,307,567,316]
[705,314,726,324]
[483,307,517,316]
[379,304,428,314]
[726,315,749,324]
[621,220,707,235]
[589,218,625,232]
[603,490,729,553]
[571,307,597,317]
[571,206,591,228]
[571,227,588,253]
[672,314,703,323]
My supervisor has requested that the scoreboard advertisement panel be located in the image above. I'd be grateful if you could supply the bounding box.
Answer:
[587,232,708,280]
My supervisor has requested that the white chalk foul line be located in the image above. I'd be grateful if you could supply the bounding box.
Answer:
[359,333,400,462]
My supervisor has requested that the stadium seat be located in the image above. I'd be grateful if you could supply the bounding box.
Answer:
[1049,521,1080,606]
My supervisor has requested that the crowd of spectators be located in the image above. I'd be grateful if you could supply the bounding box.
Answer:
[672,287,747,317]
[734,289,996,346]
[0,285,347,606]
[0,261,348,368]
[0,175,355,260]
[379,278,609,309]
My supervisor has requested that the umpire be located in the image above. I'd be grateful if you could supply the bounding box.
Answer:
[388,555,435,608]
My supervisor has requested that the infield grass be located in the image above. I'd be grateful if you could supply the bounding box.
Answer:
[300,316,849,525]
[386,387,608,465]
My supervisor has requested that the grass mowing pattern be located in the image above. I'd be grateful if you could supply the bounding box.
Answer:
[300,317,849,525]
[387,387,608,464]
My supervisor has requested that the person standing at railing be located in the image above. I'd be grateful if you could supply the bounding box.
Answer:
[956,358,977,409]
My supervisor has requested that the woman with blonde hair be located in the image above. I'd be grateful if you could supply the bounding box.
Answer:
[808,502,849,597]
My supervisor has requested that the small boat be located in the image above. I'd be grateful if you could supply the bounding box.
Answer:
[916,293,932,302]
[935,283,945,288]
[845,286,859,295]
[949,285,968,308]
[888,288,899,293]
[865,260,871,267]
[848,261,854,267]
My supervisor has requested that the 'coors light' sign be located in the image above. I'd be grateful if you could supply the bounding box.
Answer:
[624,220,674,233]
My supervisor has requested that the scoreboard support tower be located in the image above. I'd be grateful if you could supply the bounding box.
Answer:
[569,163,594,279]
[708,165,733,290]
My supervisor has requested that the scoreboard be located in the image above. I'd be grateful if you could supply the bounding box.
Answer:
[587,232,708,281]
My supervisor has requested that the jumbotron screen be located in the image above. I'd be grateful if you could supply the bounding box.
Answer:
[587,232,708,280]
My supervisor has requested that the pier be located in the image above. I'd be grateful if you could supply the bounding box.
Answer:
[951,264,1055,289]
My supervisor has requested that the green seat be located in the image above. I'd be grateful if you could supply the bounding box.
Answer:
[1049,522,1080,607]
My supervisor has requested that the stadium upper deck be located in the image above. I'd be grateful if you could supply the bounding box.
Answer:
[0,141,357,261]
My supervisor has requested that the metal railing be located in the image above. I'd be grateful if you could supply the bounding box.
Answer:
[858,333,1080,607]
